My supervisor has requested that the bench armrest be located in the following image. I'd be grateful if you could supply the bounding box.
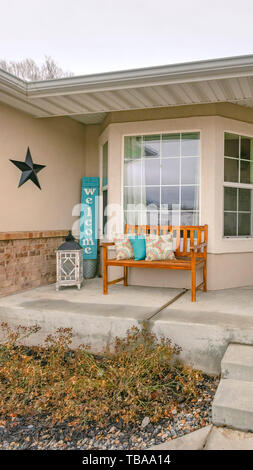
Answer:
[100,242,115,247]
[190,242,207,253]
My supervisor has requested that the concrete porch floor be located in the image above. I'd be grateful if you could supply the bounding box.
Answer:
[0,278,253,374]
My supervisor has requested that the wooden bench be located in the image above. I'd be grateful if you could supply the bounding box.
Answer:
[101,224,207,302]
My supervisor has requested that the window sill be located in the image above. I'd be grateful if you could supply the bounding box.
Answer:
[222,236,253,240]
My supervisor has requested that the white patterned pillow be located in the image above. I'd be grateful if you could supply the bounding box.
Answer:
[160,234,175,260]
[113,234,134,260]
[145,234,175,261]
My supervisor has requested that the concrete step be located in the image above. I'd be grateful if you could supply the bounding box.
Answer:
[212,378,253,432]
[222,343,253,382]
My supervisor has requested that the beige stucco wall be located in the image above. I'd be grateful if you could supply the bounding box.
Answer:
[84,124,100,177]
[208,252,253,290]
[0,103,87,232]
[101,102,253,131]
[98,112,253,290]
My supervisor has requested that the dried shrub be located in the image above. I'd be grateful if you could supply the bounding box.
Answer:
[0,322,203,426]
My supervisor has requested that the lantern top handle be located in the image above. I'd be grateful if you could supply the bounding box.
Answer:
[57,231,82,251]
[66,230,75,242]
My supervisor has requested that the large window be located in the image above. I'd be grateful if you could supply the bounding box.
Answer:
[224,132,253,237]
[124,132,200,226]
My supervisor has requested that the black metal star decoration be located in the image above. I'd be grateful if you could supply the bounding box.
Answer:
[10,147,46,189]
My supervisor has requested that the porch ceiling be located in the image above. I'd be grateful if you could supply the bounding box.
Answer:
[2,55,253,124]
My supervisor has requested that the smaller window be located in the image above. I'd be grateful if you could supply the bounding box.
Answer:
[224,187,252,237]
[224,132,253,237]
[224,132,253,184]
[224,133,239,158]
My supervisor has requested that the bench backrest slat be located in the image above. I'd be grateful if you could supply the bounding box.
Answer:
[124,224,207,258]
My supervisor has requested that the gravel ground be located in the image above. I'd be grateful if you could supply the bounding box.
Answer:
[0,374,219,450]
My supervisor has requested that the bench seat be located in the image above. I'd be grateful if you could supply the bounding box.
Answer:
[106,257,204,269]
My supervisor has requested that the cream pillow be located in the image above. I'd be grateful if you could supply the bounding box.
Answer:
[160,234,175,259]
[113,234,134,260]
[145,234,175,261]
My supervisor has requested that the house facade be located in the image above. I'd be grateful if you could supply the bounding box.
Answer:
[1,55,253,296]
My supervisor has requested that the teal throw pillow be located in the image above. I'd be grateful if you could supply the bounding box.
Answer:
[130,237,146,261]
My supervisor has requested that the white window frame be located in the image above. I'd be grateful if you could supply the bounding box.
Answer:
[99,139,109,239]
[223,130,253,239]
[122,131,201,229]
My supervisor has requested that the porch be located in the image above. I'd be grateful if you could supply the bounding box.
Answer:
[0,279,253,374]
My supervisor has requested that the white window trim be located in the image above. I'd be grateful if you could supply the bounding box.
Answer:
[99,139,109,239]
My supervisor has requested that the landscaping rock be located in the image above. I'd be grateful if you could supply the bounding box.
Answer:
[141,417,150,428]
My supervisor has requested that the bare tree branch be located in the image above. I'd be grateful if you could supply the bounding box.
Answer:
[0,56,73,81]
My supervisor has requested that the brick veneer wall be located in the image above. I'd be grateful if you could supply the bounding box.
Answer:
[0,231,69,297]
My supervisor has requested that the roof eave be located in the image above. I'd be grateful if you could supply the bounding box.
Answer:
[26,54,253,97]
[2,54,253,98]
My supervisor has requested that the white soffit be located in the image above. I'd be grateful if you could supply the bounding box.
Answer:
[71,112,107,124]
[2,55,253,123]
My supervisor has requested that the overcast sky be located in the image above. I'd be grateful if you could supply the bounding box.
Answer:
[1,0,253,76]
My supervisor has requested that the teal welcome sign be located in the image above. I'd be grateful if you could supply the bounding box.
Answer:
[80,177,99,260]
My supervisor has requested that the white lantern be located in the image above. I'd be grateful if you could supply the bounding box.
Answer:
[56,232,83,291]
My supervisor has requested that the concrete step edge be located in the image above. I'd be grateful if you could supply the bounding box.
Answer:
[212,378,253,432]
[221,343,253,381]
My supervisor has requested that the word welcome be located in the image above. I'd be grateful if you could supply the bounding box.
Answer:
[80,177,99,259]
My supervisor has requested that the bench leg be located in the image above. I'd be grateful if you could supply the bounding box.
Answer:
[102,247,108,295]
[124,266,127,286]
[103,264,108,294]
[203,261,207,292]
[191,255,196,302]
[103,263,108,294]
